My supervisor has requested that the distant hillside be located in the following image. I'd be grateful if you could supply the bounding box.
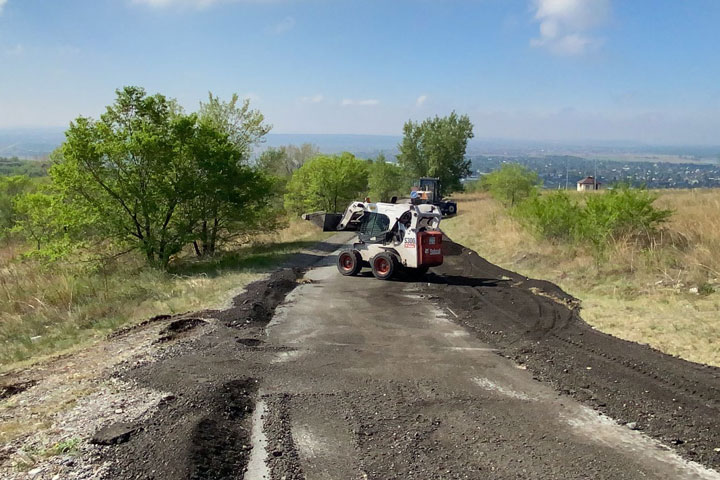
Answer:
[261,134,401,159]
[0,156,50,177]
[1,128,718,167]
[0,128,65,159]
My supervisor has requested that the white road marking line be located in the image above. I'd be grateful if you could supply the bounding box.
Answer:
[245,399,270,479]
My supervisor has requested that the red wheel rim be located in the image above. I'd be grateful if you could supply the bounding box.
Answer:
[340,253,353,271]
[374,257,390,274]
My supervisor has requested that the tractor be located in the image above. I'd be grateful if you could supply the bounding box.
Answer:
[411,177,457,216]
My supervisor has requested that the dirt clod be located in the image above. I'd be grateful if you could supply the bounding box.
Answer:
[90,422,139,446]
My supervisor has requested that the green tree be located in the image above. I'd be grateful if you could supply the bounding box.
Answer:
[284,153,369,214]
[12,189,94,257]
[51,87,197,265]
[397,112,474,193]
[192,94,279,256]
[12,88,279,266]
[183,120,280,257]
[368,154,410,202]
[481,164,541,206]
[199,92,271,156]
[0,175,33,235]
[257,143,319,178]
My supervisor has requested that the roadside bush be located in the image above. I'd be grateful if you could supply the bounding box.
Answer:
[577,187,673,252]
[514,191,580,242]
[514,186,672,256]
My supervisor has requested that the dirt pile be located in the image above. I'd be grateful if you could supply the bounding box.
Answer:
[430,237,720,469]
[100,268,304,480]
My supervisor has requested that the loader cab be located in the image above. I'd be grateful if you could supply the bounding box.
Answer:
[358,211,391,241]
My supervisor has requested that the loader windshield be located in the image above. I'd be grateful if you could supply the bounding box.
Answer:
[359,212,391,238]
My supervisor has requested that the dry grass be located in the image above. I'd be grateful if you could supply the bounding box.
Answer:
[443,190,720,366]
[0,220,327,371]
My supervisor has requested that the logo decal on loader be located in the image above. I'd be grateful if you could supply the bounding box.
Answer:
[404,237,416,249]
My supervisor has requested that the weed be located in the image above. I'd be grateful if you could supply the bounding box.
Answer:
[699,283,716,296]
[50,437,81,455]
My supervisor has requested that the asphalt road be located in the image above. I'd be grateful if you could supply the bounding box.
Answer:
[250,252,720,480]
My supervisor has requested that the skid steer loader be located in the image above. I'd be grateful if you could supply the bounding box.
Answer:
[303,200,443,280]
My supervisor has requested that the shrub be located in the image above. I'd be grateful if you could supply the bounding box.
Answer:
[514,191,581,241]
[576,187,673,252]
[513,186,673,256]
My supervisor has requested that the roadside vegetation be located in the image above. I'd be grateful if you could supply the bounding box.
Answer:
[449,171,720,366]
[0,86,475,369]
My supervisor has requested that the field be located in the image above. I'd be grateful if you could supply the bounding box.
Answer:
[442,189,720,367]
[0,220,327,371]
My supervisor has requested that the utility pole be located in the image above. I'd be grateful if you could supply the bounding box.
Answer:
[565,157,569,190]
[593,158,597,190]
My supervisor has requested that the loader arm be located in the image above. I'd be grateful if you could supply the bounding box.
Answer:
[336,202,367,231]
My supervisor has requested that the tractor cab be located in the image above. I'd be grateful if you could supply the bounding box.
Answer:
[411,177,457,216]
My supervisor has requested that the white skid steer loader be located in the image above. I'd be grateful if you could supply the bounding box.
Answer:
[303,200,444,280]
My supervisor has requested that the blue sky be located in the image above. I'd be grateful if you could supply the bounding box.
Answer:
[0,0,718,144]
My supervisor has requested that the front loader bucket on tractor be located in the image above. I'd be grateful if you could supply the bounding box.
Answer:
[302,211,343,232]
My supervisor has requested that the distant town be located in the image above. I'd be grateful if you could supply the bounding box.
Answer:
[2,129,720,190]
[469,155,720,189]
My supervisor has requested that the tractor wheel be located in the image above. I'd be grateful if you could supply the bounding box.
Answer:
[337,250,362,276]
[447,204,456,215]
[371,252,397,280]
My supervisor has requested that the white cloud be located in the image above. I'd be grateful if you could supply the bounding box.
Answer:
[270,16,295,34]
[341,99,380,107]
[530,0,610,55]
[300,94,324,103]
[0,0,6,15]
[416,95,428,107]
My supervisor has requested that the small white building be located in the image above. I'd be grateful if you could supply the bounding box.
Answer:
[577,176,601,191]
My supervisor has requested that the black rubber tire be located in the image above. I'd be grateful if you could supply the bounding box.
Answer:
[447,204,456,215]
[371,252,397,280]
[337,250,362,276]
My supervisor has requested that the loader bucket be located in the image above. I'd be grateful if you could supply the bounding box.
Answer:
[301,212,343,231]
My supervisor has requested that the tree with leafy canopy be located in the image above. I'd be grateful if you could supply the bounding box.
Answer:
[284,153,369,214]
[181,120,279,257]
[199,93,271,156]
[0,175,33,235]
[257,143,319,179]
[397,112,474,193]
[368,154,410,202]
[30,86,277,266]
[480,163,541,207]
[190,93,279,256]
